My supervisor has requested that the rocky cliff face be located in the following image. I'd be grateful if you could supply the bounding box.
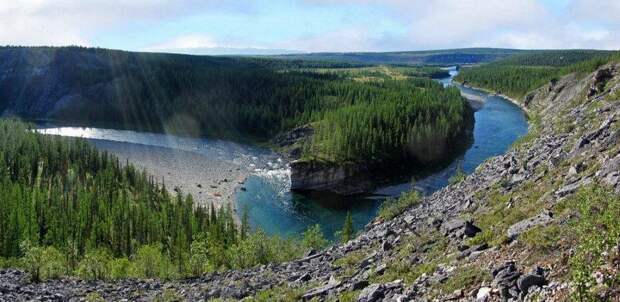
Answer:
[2,65,620,301]
[289,160,376,195]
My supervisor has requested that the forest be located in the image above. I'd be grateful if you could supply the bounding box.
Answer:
[454,50,620,99]
[0,46,470,165]
[307,79,468,163]
[0,119,339,281]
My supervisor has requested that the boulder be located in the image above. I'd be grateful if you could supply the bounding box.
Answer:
[506,211,554,240]
[464,221,482,238]
[517,273,546,299]
[357,284,385,302]
[476,287,492,302]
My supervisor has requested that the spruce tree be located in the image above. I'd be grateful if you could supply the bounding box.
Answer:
[341,212,354,243]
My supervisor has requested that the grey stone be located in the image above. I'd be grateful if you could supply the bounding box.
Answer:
[357,284,384,302]
[506,211,554,240]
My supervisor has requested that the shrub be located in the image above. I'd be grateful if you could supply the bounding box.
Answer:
[189,235,210,275]
[228,231,271,269]
[339,211,355,243]
[107,257,131,280]
[302,225,328,250]
[76,249,112,280]
[20,241,66,282]
[130,244,176,279]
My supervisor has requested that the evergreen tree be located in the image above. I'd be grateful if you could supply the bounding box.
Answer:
[340,212,354,243]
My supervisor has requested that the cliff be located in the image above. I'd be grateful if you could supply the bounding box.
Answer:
[2,64,620,301]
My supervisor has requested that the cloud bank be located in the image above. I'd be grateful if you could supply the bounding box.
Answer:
[1,0,618,52]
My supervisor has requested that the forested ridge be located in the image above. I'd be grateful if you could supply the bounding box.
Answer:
[455,50,620,99]
[0,46,470,165]
[0,120,333,281]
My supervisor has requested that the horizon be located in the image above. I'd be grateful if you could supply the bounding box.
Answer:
[0,45,616,57]
[1,1,619,55]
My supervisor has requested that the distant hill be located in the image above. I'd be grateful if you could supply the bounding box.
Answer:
[270,48,526,65]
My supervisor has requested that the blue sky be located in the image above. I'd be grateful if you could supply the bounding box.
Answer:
[1,0,618,54]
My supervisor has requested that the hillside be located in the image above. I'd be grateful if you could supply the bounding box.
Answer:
[271,48,524,66]
[1,58,619,300]
[0,46,473,194]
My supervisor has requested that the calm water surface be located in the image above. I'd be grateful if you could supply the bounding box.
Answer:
[39,67,528,240]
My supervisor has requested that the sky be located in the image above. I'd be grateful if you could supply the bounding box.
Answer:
[1,0,619,54]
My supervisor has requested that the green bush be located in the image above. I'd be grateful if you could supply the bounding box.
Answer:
[107,257,131,280]
[302,225,329,250]
[130,244,176,279]
[76,249,112,280]
[19,241,66,282]
[189,236,211,275]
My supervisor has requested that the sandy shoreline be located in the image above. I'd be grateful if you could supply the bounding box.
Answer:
[89,139,249,220]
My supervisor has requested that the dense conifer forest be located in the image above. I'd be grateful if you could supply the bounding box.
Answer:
[454,50,620,99]
[308,79,468,162]
[0,46,470,165]
[0,120,331,281]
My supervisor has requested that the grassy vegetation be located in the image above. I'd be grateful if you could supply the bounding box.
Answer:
[371,231,450,285]
[246,285,306,302]
[434,266,491,296]
[556,186,620,301]
[377,191,421,221]
[448,165,467,185]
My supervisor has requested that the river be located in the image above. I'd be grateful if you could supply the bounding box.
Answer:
[38,67,528,240]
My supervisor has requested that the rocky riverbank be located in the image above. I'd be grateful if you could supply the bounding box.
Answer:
[2,64,620,301]
[89,139,249,213]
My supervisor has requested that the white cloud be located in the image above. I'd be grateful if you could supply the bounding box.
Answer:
[146,34,221,51]
[275,28,385,53]
[0,0,249,47]
[1,0,619,51]
[302,0,620,50]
